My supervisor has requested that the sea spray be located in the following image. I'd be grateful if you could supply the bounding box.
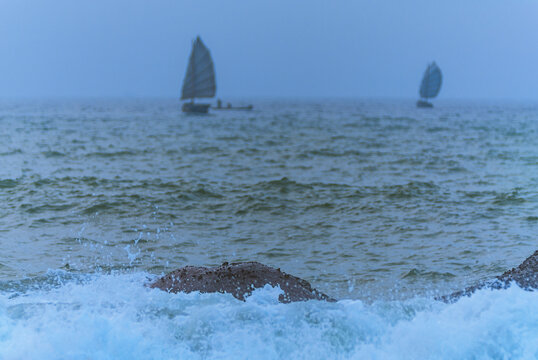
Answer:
[0,273,537,359]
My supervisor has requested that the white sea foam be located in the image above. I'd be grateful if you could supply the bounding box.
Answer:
[0,272,537,359]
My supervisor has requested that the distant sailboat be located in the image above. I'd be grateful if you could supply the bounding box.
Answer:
[417,62,442,108]
[181,36,216,113]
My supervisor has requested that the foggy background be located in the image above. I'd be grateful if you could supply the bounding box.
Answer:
[1,0,537,99]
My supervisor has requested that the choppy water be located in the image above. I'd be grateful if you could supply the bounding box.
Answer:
[1,99,537,358]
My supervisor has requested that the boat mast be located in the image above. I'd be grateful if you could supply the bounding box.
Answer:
[191,38,196,104]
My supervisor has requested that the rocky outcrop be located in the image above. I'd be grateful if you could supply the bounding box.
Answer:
[441,250,538,302]
[150,261,336,303]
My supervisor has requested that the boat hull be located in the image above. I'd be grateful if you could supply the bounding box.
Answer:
[182,103,211,114]
[213,105,253,111]
[416,100,433,108]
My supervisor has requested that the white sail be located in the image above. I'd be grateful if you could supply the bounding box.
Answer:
[181,37,216,100]
[419,62,442,99]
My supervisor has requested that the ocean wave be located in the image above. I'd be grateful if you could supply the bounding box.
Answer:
[0,179,18,189]
[42,150,66,158]
[306,149,364,158]
[21,203,76,214]
[85,150,144,158]
[382,181,439,199]
[81,200,140,215]
[402,268,456,281]
[0,273,536,359]
[0,149,23,156]
[493,190,526,206]
[257,177,315,193]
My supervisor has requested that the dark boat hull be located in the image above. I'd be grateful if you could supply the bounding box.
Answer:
[416,100,433,108]
[182,103,211,114]
[213,105,253,111]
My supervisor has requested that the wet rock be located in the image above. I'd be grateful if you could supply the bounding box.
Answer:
[149,261,336,303]
[441,250,538,302]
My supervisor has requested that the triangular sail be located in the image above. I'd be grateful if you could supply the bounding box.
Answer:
[181,37,216,100]
[419,62,442,99]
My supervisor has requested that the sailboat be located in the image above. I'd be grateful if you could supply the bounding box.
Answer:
[181,36,216,113]
[416,62,442,108]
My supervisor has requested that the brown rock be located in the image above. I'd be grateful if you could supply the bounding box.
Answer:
[441,250,538,302]
[149,261,336,303]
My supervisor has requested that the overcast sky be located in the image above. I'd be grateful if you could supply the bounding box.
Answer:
[1,1,537,99]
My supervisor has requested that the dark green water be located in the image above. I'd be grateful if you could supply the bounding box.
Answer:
[2,99,538,359]
[1,99,537,300]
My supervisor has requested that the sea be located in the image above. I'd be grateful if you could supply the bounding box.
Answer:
[1,98,537,359]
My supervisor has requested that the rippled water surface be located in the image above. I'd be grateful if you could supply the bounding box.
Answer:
[1,99,537,358]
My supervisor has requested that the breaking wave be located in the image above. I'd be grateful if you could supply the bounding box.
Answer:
[0,272,537,359]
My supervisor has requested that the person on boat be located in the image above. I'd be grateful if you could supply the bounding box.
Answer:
[217,99,222,109]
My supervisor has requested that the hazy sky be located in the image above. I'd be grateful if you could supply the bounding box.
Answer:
[1,1,538,99]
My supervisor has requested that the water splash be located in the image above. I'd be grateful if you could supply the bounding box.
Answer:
[0,273,537,359]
